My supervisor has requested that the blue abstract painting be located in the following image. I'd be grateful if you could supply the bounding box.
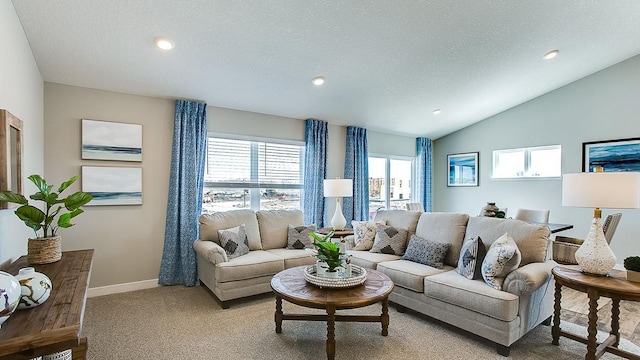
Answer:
[584,138,640,172]
[82,119,142,161]
[448,152,478,186]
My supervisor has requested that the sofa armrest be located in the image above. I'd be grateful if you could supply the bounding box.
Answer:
[193,239,228,264]
[344,235,356,250]
[503,260,555,296]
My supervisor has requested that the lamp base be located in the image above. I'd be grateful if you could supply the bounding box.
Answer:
[574,217,616,275]
[330,200,347,231]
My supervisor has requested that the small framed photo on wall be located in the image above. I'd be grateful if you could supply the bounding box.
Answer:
[583,137,640,172]
[447,152,479,187]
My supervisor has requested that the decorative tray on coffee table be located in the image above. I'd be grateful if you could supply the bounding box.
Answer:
[303,264,367,288]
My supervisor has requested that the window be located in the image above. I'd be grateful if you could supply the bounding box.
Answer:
[203,136,304,213]
[368,155,413,219]
[492,145,561,178]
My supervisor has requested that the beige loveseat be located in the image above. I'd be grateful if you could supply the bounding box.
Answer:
[193,209,316,308]
[346,210,555,356]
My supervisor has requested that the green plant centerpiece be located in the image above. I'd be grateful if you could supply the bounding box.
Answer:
[310,231,345,277]
[0,174,93,264]
[623,256,640,283]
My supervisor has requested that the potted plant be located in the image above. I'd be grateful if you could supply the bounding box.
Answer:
[310,231,345,278]
[0,175,92,264]
[624,256,640,283]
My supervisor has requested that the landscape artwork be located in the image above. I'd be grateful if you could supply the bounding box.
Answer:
[82,119,142,161]
[447,152,479,187]
[583,137,640,172]
[82,166,142,205]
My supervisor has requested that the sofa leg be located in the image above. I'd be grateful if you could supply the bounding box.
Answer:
[220,300,230,309]
[496,344,511,357]
[542,316,552,326]
[395,304,407,313]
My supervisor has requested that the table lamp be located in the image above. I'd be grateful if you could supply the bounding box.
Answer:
[324,179,353,230]
[562,171,640,275]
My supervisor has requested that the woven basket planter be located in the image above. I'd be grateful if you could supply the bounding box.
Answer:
[28,236,62,264]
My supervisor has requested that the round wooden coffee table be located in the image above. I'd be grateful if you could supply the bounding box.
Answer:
[270,266,394,360]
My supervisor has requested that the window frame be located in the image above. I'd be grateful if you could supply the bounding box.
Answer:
[203,133,305,211]
[368,153,415,212]
[492,144,562,179]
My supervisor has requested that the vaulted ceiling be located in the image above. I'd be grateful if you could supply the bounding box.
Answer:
[12,1,640,139]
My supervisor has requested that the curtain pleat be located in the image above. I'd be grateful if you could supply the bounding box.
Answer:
[303,119,328,227]
[159,99,207,286]
[416,137,433,212]
[344,126,369,223]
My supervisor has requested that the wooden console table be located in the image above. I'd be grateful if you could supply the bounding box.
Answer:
[0,249,93,360]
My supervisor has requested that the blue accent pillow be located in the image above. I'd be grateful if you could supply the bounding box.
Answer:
[455,236,487,279]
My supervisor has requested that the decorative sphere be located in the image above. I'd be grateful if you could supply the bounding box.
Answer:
[0,271,21,328]
[15,267,52,310]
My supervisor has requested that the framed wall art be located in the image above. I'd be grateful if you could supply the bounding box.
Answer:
[82,119,142,161]
[447,152,479,187]
[582,137,640,172]
[82,166,142,205]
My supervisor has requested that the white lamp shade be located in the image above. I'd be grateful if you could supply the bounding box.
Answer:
[562,172,640,209]
[323,179,353,198]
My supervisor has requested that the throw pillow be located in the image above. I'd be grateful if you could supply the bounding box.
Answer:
[352,220,386,251]
[402,234,451,269]
[455,236,487,280]
[218,224,250,259]
[370,224,409,255]
[286,224,316,249]
[481,233,522,290]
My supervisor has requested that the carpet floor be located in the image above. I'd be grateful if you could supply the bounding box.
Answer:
[83,286,639,360]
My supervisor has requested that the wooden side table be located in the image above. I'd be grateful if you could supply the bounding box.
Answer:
[0,249,93,360]
[551,266,640,360]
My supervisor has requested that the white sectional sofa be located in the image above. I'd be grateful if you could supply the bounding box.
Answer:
[194,209,555,356]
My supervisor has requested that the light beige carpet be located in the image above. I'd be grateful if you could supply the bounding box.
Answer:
[82,286,639,360]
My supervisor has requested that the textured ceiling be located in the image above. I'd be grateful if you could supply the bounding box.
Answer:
[12,1,640,139]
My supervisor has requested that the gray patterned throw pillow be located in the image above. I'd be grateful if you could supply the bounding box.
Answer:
[370,224,408,255]
[286,224,316,249]
[218,224,250,259]
[455,236,487,279]
[352,220,386,251]
[402,234,451,268]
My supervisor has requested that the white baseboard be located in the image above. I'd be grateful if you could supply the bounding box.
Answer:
[88,279,159,298]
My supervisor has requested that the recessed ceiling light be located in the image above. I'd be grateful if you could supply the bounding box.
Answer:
[543,50,559,60]
[433,109,442,115]
[312,76,325,86]
[155,37,174,51]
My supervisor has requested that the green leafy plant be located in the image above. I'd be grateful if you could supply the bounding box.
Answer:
[310,231,344,272]
[623,256,640,272]
[0,175,93,238]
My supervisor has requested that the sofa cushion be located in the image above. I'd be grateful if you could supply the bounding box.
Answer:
[199,210,262,250]
[414,212,469,267]
[346,250,402,269]
[286,224,316,249]
[265,248,316,268]
[352,220,385,251]
[218,224,250,259]
[370,224,409,255]
[455,236,487,280]
[481,233,522,290]
[402,234,451,269]
[377,259,452,292]
[215,250,284,283]
[465,216,550,265]
[424,270,520,322]
[257,210,305,250]
[374,210,421,239]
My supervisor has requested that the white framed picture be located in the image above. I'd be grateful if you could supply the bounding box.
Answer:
[82,119,142,161]
[447,152,479,187]
[82,166,142,205]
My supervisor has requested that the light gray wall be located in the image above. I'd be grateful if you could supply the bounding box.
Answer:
[0,2,44,267]
[44,83,174,287]
[434,54,640,263]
